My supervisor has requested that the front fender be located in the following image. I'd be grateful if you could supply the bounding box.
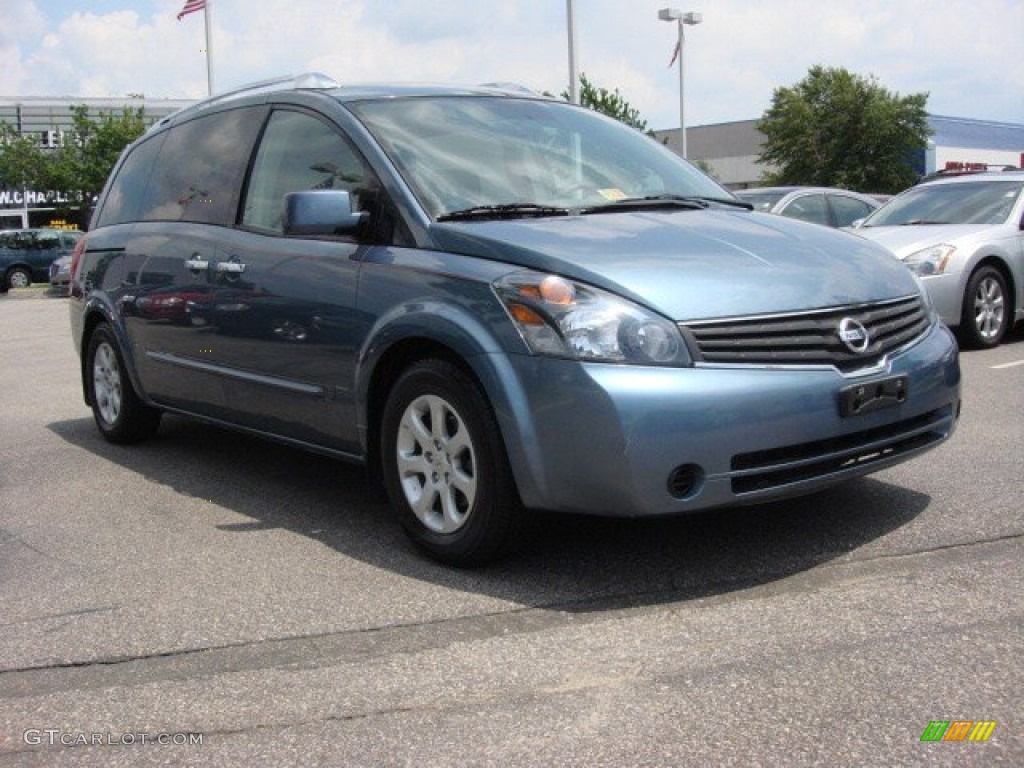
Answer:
[354,300,553,508]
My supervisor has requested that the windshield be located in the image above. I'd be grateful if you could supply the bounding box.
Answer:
[348,95,731,220]
[862,180,1023,227]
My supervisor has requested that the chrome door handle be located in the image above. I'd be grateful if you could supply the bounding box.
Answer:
[216,261,247,274]
[184,258,209,271]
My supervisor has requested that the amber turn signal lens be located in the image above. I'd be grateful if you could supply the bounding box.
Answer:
[508,303,545,325]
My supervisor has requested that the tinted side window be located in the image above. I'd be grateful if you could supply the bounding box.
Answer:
[95,133,166,227]
[36,233,59,250]
[140,106,265,225]
[829,195,874,228]
[242,110,372,234]
[1,232,28,249]
[780,194,829,226]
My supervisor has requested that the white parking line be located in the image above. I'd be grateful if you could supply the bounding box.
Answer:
[991,359,1024,370]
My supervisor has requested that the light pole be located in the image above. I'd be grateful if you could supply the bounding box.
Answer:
[658,8,702,159]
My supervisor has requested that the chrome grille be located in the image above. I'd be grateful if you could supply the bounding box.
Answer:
[682,295,930,372]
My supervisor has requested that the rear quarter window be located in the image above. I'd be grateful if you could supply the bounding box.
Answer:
[829,195,874,228]
[95,133,167,227]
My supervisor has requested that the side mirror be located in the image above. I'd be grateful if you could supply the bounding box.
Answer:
[283,190,368,236]
[850,218,865,229]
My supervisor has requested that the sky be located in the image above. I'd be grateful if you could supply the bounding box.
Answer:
[2,0,1022,131]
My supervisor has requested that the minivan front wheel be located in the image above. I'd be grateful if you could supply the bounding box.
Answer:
[960,265,1009,349]
[86,323,162,443]
[381,359,522,566]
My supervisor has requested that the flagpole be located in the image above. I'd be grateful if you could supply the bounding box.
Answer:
[566,0,579,104]
[204,0,215,96]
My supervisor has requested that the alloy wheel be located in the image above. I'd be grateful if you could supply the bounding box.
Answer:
[92,341,123,426]
[395,393,478,534]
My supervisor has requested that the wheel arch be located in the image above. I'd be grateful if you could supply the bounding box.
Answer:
[78,302,147,408]
[355,305,547,506]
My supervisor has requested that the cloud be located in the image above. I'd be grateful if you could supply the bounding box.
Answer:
[0,2,47,95]
[4,0,1021,129]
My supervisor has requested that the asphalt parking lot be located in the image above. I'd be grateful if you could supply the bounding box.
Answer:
[1,289,1021,767]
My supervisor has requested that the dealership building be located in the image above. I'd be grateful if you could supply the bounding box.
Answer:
[655,114,1024,189]
[0,96,193,229]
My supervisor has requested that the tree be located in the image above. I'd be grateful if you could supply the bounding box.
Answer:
[562,73,650,132]
[757,66,930,193]
[0,124,51,195]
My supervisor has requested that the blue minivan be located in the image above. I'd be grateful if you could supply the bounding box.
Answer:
[69,74,961,565]
[1,228,81,289]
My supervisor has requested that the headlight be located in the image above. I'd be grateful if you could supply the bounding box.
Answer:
[493,273,691,366]
[904,244,955,277]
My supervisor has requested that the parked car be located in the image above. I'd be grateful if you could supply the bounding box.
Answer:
[1,228,81,289]
[852,170,1024,348]
[69,74,961,565]
[49,254,73,289]
[734,186,880,228]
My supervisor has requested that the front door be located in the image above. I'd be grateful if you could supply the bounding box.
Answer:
[199,108,383,454]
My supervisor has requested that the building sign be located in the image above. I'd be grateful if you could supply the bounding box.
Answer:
[0,188,78,209]
[933,146,1023,175]
[944,161,996,171]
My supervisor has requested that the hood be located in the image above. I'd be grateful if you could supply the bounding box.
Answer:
[853,223,1005,259]
[429,209,920,321]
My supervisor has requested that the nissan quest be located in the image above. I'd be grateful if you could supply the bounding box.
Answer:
[69,74,961,565]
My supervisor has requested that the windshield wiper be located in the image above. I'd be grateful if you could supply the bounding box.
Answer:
[580,194,754,214]
[899,219,949,225]
[580,194,708,214]
[437,204,572,222]
[688,195,755,210]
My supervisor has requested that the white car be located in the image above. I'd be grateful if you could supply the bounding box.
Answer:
[853,171,1024,348]
[735,186,880,228]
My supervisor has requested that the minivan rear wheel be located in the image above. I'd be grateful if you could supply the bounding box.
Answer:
[380,359,523,566]
[959,265,1009,349]
[6,267,31,289]
[86,323,162,443]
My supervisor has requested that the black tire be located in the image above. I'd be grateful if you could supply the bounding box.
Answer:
[6,267,31,289]
[380,359,524,566]
[959,265,1009,349]
[85,323,162,443]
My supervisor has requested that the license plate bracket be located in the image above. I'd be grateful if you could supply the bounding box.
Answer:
[839,375,909,417]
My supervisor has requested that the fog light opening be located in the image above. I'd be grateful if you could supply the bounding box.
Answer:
[667,464,703,500]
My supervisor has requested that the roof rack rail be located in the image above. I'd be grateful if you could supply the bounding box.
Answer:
[206,72,340,105]
[478,82,540,95]
[150,72,340,131]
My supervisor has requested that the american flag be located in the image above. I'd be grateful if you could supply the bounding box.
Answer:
[177,0,206,20]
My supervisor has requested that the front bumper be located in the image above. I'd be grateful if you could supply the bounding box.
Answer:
[495,322,960,516]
